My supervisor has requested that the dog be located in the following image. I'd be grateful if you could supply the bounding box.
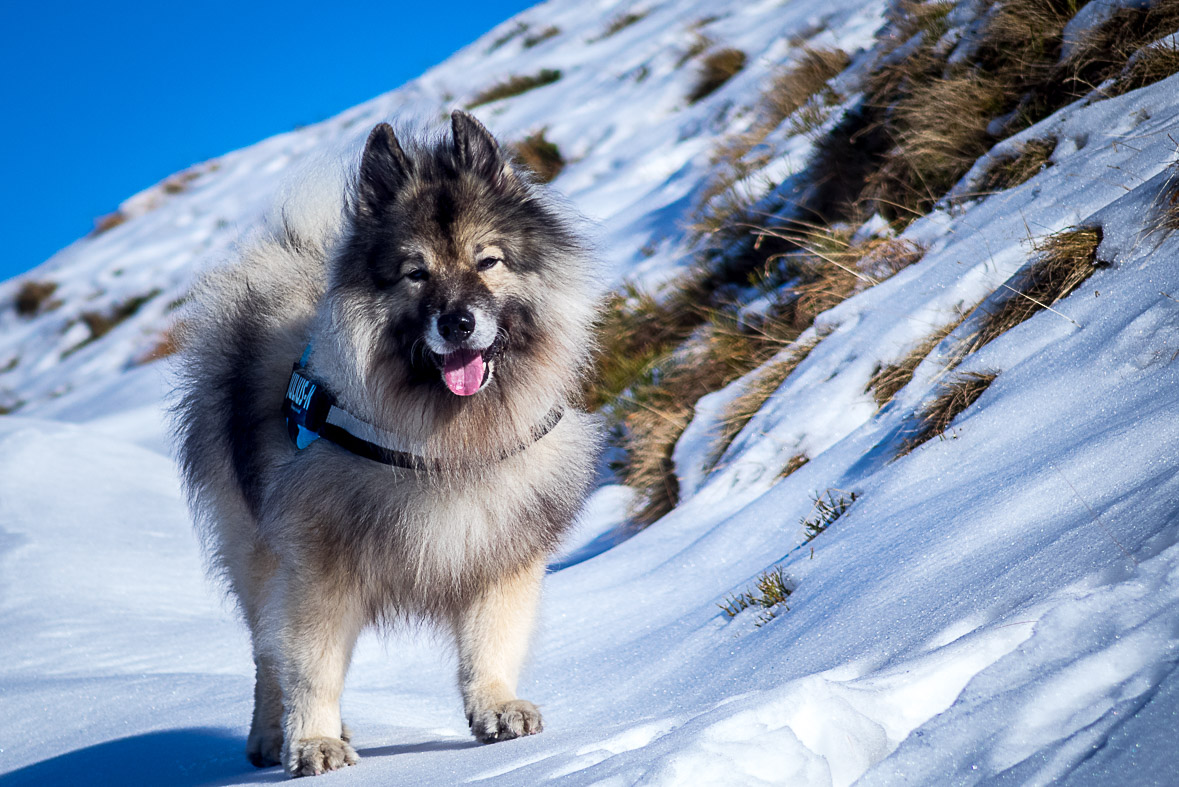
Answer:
[173,111,602,777]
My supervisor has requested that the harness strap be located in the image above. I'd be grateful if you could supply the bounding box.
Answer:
[281,353,562,470]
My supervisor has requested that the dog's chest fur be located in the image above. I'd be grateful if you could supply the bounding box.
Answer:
[261,412,596,616]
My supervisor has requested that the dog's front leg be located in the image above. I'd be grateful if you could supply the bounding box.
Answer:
[273,566,364,777]
[452,558,547,743]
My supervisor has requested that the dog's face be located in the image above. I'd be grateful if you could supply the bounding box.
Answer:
[333,113,582,400]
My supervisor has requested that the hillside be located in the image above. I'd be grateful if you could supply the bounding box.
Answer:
[4,0,1179,784]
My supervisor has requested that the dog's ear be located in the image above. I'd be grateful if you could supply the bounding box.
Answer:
[359,123,410,212]
[451,111,509,183]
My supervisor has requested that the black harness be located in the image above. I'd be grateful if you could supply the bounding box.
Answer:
[281,349,562,470]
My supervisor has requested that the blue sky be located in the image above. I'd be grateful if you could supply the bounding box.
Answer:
[0,0,535,282]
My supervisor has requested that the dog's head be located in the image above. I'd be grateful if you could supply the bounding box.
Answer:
[331,112,594,404]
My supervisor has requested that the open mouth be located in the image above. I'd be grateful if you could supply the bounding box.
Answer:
[433,337,502,396]
[440,349,490,396]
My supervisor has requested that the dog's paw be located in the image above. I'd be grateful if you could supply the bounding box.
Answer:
[246,725,283,768]
[284,736,358,777]
[468,699,543,743]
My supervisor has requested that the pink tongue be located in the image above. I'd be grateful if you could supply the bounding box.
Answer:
[442,350,485,396]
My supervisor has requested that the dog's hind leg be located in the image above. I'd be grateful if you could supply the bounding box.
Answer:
[452,558,546,744]
[271,564,365,777]
[230,542,285,768]
[247,653,284,767]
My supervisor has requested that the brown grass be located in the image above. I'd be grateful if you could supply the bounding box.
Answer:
[14,280,59,317]
[1112,39,1179,96]
[612,235,921,525]
[778,453,810,480]
[162,170,200,195]
[977,137,1057,195]
[67,289,162,357]
[867,319,964,408]
[585,279,707,412]
[594,10,648,41]
[801,488,858,542]
[91,210,127,236]
[711,333,825,468]
[523,26,560,48]
[898,371,998,456]
[1153,164,1179,232]
[1058,1,1179,101]
[692,48,849,237]
[466,69,562,108]
[718,566,793,625]
[759,228,925,328]
[688,48,747,103]
[617,305,804,526]
[512,129,565,183]
[487,21,527,52]
[787,0,1179,230]
[864,73,1006,218]
[970,226,1101,352]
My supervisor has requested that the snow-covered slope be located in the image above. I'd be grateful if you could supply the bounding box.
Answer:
[5,0,1179,784]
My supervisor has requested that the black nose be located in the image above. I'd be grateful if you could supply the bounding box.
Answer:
[438,310,475,342]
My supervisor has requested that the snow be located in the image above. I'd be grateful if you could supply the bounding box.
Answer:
[5,0,1179,784]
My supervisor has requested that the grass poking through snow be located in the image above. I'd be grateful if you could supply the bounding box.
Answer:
[688,48,747,103]
[466,69,562,108]
[512,129,565,183]
[14,281,59,317]
[899,371,998,456]
[977,137,1057,195]
[719,566,793,625]
[802,488,858,542]
[970,226,1101,352]
[867,318,964,408]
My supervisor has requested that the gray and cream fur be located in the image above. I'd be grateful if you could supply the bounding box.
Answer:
[173,112,602,777]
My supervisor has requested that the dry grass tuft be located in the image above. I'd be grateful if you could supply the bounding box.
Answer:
[585,280,707,412]
[523,26,560,48]
[1113,39,1179,96]
[1153,164,1179,232]
[607,229,919,529]
[801,488,858,541]
[899,371,997,456]
[977,137,1057,195]
[466,69,562,108]
[487,21,528,53]
[91,210,128,236]
[162,170,200,195]
[688,48,747,103]
[512,129,565,183]
[67,289,162,357]
[719,566,793,625]
[595,10,648,41]
[615,304,804,527]
[14,280,59,317]
[867,319,962,408]
[971,226,1101,351]
[711,334,824,466]
[691,48,849,237]
[759,227,926,329]
[1058,1,1179,101]
[865,73,1006,218]
[779,453,810,480]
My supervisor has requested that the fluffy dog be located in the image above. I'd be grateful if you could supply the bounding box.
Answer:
[173,111,602,777]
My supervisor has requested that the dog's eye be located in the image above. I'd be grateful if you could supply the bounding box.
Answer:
[476,257,501,272]
[405,268,429,282]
